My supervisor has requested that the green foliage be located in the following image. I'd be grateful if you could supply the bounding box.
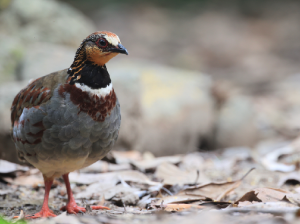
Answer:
[0,216,27,224]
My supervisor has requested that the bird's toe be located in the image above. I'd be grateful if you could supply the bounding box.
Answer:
[60,203,86,214]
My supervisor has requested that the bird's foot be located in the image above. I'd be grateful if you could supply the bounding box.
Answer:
[60,201,86,214]
[23,208,56,219]
[91,205,110,210]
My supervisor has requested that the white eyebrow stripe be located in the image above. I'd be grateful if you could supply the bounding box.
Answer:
[103,34,120,46]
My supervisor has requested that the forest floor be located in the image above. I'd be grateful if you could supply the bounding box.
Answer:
[2,142,300,224]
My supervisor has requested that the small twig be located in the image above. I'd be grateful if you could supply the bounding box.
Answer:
[122,200,126,212]
[216,168,255,201]
[82,199,92,213]
[194,170,200,184]
[13,210,25,222]
[240,168,255,181]
[162,187,173,196]
[86,204,92,213]
[160,200,164,210]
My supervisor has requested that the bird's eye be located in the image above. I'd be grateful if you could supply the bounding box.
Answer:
[96,38,108,48]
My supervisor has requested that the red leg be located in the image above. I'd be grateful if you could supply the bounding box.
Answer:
[60,173,110,214]
[26,176,56,219]
[60,173,86,214]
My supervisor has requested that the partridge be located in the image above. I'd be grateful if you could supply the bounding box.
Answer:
[10,31,128,218]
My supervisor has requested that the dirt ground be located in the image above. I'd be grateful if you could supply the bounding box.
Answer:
[2,142,300,224]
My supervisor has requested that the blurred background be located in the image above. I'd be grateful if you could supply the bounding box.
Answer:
[1,0,300,163]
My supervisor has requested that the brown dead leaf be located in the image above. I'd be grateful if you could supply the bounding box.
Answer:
[155,162,208,186]
[3,173,43,187]
[154,195,208,206]
[180,168,254,201]
[235,187,293,205]
[199,201,232,209]
[282,193,300,206]
[164,203,205,212]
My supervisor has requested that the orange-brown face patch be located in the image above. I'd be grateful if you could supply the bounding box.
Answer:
[59,84,117,122]
[85,45,118,66]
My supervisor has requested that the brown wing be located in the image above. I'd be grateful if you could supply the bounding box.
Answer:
[11,69,69,130]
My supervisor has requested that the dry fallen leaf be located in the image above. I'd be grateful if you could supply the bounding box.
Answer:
[261,137,300,173]
[112,150,143,164]
[69,171,119,185]
[0,160,29,174]
[235,187,293,205]
[154,195,208,206]
[79,160,131,173]
[164,203,205,212]
[132,155,183,172]
[3,173,44,187]
[154,162,209,186]
[277,172,300,187]
[70,170,159,186]
[0,189,13,195]
[261,145,296,172]
[109,186,141,205]
[180,168,254,201]
[234,201,298,210]
[75,181,116,199]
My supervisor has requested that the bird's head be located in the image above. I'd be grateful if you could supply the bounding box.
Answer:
[75,31,128,67]
[68,31,128,89]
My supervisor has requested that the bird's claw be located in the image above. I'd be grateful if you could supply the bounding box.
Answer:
[20,209,56,219]
[60,202,86,214]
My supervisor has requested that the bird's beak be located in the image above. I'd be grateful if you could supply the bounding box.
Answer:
[108,43,129,55]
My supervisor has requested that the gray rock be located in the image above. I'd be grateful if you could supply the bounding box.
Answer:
[0,35,24,83]
[21,43,76,81]
[109,58,215,155]
[0,80,29,134]
[214,95,258,148]
[0,0,96,47]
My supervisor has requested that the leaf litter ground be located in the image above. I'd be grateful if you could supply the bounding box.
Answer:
[2,144,300,224]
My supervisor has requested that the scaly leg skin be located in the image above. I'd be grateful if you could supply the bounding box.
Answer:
[90,205,110,210]
[16,177,56,219]
[60,173,110,214]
